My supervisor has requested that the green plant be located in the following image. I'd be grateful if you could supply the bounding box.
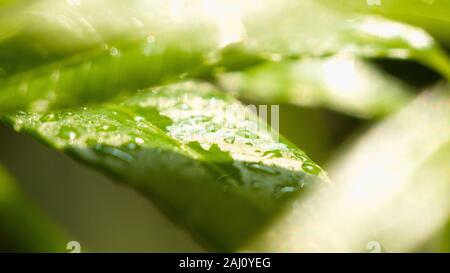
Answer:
[0,0,449,252]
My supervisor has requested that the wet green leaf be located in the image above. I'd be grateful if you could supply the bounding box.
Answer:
[3,81,327,251]
[212,1,450,79]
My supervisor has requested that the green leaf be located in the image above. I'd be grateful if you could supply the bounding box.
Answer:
[1,0,449,116]
[218,56,414,118]
[3,81,328,251]
[212,1,450,78]
[321,0,450,47]
[0,0,221,77]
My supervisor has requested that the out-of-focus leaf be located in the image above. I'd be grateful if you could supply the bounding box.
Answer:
[216,1,450,79]
[0,164,70,252]
[0,0,219,114]
[3,81,327,251]
[4,0,446,75]
[219,56,413,118]
[0,0,218,76]
[321,0,450,47]
[243,87,450,252]
[1,0,450,115]
[0,27,214,114]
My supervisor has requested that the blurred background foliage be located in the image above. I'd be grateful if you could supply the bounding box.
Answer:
[0,0,449,252]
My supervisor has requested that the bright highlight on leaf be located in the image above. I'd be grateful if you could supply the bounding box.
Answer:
[219,56,414,118]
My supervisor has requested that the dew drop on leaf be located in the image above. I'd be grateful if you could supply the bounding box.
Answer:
[274,184,299,199]
[40,113,56,122]
[302,161,322,176]
[93,144,133,163]
[109,47,121,57]
[224,136,235,144]
[135,137,145,145]
[237,129,258,139]
[58,126,78,142]
[244,162,280,175]
[176,103,192,110]
[100,124,117,132]
[263,150,282,158]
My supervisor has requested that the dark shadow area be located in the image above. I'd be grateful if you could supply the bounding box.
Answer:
[372,59,442,90]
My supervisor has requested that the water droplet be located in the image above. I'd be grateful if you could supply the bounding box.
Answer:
[265,53,283,62]
[109,47,121,57]
[135,137,144,145]
[293,152,307,162]
[302,161,322,176]
[176,103,191,110]
[100,124,117,132]
[288,172,306,184]
[135,116,144,122]
[237,129,258,139]
[206,123,218,132]
[244,162,280,175]
[93,144,133,163]
[224,136,235,144]
[263,150,282,158]
[58,126,78,143]
[127,143,137,150]
[274,184,299,198]
[40,113,56,122]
